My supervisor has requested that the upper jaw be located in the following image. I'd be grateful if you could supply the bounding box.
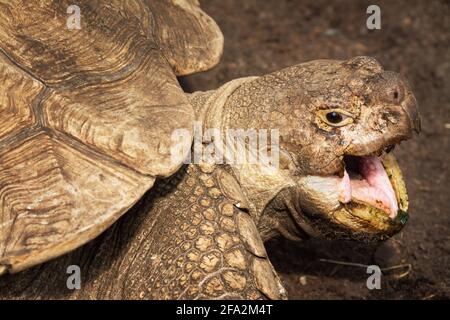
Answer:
[341,91,420,158]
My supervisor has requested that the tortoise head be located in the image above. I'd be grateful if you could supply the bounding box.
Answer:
[221,56,420,242]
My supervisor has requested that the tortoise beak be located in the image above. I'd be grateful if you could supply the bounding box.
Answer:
[403,94,421,134]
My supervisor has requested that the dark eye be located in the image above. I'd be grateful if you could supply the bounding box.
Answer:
[326,111,343,124]
[318,109,354,127]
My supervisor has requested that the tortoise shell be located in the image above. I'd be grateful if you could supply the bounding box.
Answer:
[0,0,223,273]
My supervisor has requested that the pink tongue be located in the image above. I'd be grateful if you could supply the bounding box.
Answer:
[339,156,398,218]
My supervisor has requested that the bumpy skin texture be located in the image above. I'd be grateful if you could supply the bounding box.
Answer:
[144,164,286,300]
[222,57,419,177]
[0,164,286,300]
[209,57,419,242]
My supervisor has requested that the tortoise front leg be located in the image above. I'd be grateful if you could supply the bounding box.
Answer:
[141,164,287,300]
[0,163,287,300]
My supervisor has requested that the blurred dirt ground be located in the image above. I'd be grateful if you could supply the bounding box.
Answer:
[182,0,450,299]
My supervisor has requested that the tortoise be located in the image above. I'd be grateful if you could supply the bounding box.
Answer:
[0,1,420,299]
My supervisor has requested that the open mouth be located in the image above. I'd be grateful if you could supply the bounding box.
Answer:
[290,143,410,238]
[337,148,408,222]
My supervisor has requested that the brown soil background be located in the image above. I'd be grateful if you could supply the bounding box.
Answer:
[182,0,450,299]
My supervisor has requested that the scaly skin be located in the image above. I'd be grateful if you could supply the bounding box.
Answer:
[0,163,286,300]
[135,163,286,300]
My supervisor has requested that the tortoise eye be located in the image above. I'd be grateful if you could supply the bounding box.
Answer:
[326,111,343,124]
[318,109,354,127]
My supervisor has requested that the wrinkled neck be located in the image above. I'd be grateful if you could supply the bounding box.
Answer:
[258,187,314,242]
[186,79,298,241]
[186,77,257,131]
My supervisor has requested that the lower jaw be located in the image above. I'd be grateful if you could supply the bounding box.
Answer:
[332,153,409,235]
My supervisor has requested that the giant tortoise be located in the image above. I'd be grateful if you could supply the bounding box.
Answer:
[0,0,420,299]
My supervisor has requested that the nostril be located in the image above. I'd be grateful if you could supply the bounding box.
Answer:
[375,71,407,104]
[393,91,399,100]
[384,84,405,104]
